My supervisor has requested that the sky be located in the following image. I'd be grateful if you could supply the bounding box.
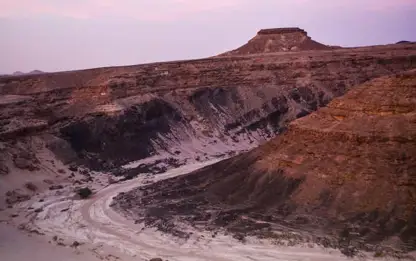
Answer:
[0,0,415,73]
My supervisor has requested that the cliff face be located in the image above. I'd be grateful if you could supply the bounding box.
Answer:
[113,71,416,254]
[220,27,334,56]
[1,42,416,173]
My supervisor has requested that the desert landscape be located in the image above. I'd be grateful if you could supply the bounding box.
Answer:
[0,26,415,261]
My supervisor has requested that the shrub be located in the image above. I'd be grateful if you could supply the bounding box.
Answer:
[77,187,92,199]
[25,182,38,191]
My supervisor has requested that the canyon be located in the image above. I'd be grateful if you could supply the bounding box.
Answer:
[113,70,416,257]
[0,28,416,260]
[1,30,415,175]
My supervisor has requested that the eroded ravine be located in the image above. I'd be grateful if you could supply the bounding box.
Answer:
[1,29,416,261]
[22,160,361,261]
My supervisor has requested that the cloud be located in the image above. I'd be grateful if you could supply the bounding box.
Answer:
[0,0,242,20]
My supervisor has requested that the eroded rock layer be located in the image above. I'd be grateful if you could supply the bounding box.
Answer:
[113,71,416,254]
[0,38,416,174]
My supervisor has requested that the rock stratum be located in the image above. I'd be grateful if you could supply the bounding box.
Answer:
[1,34,415,176]
[113,70,416,256]
[0,28,416,258]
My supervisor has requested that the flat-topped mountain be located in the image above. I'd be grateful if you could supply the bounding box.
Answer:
[220,27,334,56]
[257,27,307,34]
[113,70,416,255]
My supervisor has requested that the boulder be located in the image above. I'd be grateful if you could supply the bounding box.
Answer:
[5,189,30,204]
[13,151,39,171]
[0,163,9,175]
[25,182,38,191]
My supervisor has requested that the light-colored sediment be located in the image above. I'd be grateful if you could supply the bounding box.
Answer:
[2,160,373,261]
[0,223,102,261]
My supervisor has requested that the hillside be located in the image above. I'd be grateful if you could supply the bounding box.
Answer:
[0,28,415,212]
[0,38,415,176]
[113,71,416,256]
[219,27,335,56]
[1,27,416,260]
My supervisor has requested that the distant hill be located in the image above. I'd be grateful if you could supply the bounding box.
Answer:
[12,70,44,76]
[28,70,44,75]
[219,27,337,56]
[396,40,415,44]
[12,71,24,76]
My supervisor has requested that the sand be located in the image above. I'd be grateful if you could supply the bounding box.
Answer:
[0,159,379,261]
[0,223,102,261]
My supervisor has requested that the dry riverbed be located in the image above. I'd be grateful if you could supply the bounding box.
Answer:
[0,160,383,261]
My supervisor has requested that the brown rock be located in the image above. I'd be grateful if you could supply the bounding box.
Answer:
[118,71,416,253]
[5,189,30,205]
[0,162,9,175]
[43,179,54,184]
[13,151,39,171]
[25,182,37,191]
[69,165,78,172]
[0,30,414,174]
[108,176,117,184]
[71,241,81,248]
[149,258,163,261]
[49,185,63,190]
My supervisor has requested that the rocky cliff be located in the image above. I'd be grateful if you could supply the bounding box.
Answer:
[113,70,416,256]
[0,40,416,174]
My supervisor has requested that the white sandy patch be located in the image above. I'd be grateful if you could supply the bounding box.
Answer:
[3,159,382,261]
[0,223,102,261]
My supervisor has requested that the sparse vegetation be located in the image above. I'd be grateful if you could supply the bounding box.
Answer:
[68,165,78,172]
[77,187,93,199]
[25,182,37,191]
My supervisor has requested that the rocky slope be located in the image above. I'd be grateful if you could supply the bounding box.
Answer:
[1,37,415,175]
[0,29,415,208]
[113,71,416,256]
[220,28,335,56]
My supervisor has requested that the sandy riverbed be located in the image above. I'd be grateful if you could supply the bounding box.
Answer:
[1,160,376,261]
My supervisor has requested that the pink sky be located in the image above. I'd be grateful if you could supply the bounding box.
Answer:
[0,0,415,73]
[0,0,242,20]
[2,0,415,20]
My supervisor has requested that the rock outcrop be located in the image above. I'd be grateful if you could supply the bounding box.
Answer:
[0,162,9,175]
[0,31,415,176]
[220,27,334,56]
[0,28,416,256]
[113,71,416,254]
